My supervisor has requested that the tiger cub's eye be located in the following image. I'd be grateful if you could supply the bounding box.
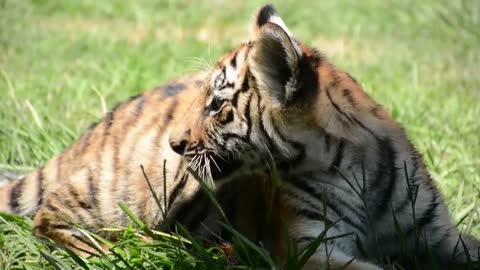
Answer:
[210,97,224,112]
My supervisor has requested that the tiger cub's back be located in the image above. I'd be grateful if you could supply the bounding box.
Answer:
[0,73,208,245]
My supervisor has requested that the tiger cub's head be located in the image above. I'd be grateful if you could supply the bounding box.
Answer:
[169,5,368,182]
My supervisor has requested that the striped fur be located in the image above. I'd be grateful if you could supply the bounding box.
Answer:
[169,5,480,269]
[0,74,285,255]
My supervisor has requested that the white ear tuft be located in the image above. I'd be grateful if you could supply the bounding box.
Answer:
[253,4,293,38]
[267,14,292,37]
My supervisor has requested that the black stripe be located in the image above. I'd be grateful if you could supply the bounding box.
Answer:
[221,66,226,79]
[352,117,378,138]
[110,93,140,113]
[45,201,59,212]
[336,114,352,128]
[244,93,253,140]
[230,70,251,107]
[268,112,305,163]
[221,132,248,143]
[112,96,148,194]
[93,114,113,224]
[393,170,414,213]
[173,159,186,182]
[285,189,336,226]
[135,96,145,114]
[115,96,146,150]
[87,170,98,209]
[146,99,178,167]
[287,178,366,235]
[79,130,94,155]
[87,174,105,231]
[298,178,364,229]
[51,191,86,226]
[218,82,234,91]
[231,91,241,107]
[393,156,421,213]
[167,174,189,209]
[160,83,187,98]
[9,179,23,212]
[215,66,227,88]
[370,106,383,119]
[346,72,358,83]
[405,192,440,236]
[104,111,114,135]
[120,99,177,212]
[231,52,238,68]
[256,89,276,152]
[240,68,250,92]
[430,226,452,251]
[61,197,75,213]
[394,192,413,215]
[328,139,345,173]
[127,93,143,103]
[210,137,230,153]
[50,224,72,230]
[37,169,44,206]
[371,138,398,219]
[87,120,101,131]
[166,99,178,122]
[251,76,304,162]
[324,133,331,152]
[326,86,354,124]
[219,108,234,124]
[296,208,335,226]
[342,89,356,106]
[325,85,377,137]
[68,184,92,210]
[297,236,317,245]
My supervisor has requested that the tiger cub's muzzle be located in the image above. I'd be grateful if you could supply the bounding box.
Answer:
[168,129,243,180]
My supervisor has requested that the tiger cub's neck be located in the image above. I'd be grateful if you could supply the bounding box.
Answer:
[288,57,412,176]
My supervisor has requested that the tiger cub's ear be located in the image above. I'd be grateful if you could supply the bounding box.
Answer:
[251,22,303,105]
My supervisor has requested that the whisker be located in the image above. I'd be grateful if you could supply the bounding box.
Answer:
[183,56,214,73]
[209,154,222,172]
[205,156,215,191]
[261,142,274,174]
[199,154,206,180]
[212,150,226,161]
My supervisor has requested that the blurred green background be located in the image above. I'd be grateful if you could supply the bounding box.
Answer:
[1,0,479,243]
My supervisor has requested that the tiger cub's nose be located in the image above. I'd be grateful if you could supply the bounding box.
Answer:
[169,139,188,155]
[169,128,191,155]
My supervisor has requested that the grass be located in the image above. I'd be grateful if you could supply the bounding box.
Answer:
[0,0,479,269]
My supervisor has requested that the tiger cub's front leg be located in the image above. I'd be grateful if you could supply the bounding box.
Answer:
[33,203,105,256]
[32,184,115,256]
[269,187,378,269]
[289,223,381,270]
[303,254,382,270]
[33,210,110,257]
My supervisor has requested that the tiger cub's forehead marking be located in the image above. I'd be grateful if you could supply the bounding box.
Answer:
[208,47,249,101]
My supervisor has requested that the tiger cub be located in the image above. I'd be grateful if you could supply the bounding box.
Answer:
[0,73,285,255]
[168,4,480,269]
